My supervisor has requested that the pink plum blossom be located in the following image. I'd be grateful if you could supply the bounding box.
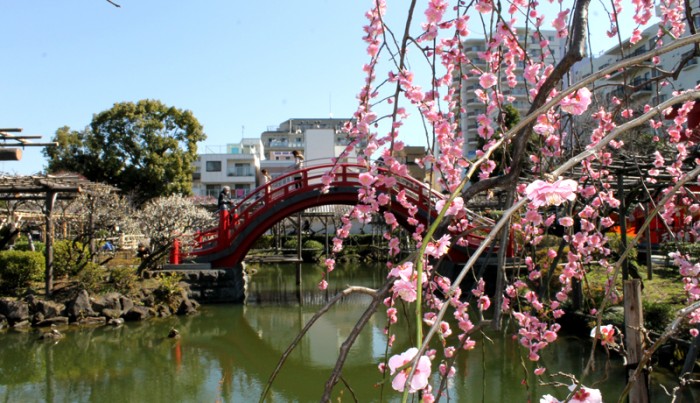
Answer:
[525,179,578,207]
[560,87,592,115]
[479,72,497,88]
[358,172,376,187]
[590,324,616,346]
[435,197,464,216]
[541,384,602,403]
[387,347,432,393]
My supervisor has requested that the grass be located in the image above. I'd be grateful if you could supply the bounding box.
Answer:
[582,261,689,334]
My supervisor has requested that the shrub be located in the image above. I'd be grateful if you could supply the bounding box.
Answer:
[251,235,274,249]
[660,241,700,258]
[78,262,106,294]
[12,236,45,254]
[605,233,638,261]
[108,266,139,296]
[643,301,675,334]
[283,238,298,251]
[302,239,324,262]
[0,250,45,294]
[53,240,91,278]
[154,272,184,304]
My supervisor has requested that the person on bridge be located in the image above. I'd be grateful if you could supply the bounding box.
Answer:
[218,186,233,211]
[292,150,304,189]
[261,169,272,188]
[260,168,273,201]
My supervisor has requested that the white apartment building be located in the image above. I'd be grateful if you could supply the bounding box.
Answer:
[192,138,264,200]
[192,119,355,200]
[458,28,567,159]
[569,1,700,145]
[259,118,354,178]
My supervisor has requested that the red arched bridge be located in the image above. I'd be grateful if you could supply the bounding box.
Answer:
[177,162,508,268]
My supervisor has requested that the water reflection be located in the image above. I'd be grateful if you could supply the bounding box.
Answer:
[0,262,697,402]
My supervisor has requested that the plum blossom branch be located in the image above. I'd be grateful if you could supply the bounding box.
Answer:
[583,163,700,379]
[618,299,700,402]
[458,32,700,203]
[409,91,700,396]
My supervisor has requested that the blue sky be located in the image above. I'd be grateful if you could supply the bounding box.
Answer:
[1,1,651,175]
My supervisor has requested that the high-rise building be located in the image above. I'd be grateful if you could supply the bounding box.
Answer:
[569,1,699,147]
[458,28,567,159]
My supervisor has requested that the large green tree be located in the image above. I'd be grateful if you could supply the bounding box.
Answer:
[44,99,206,204]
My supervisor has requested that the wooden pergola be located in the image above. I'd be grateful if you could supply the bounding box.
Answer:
[0,174,117,295]
[0,127,57,161]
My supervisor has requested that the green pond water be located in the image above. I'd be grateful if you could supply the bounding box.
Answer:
[0,262,697,402]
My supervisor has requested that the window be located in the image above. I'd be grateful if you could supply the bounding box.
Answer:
[206,161,222,172]
[227,163,252,177]
[205,185,221,198]
[647,39,656,50]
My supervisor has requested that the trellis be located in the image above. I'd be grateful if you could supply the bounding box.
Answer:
[0,174,117,295]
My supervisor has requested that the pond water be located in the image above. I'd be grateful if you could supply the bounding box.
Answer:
[0,262,697,402]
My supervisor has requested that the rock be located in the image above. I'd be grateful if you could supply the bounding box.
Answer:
[35,317,70,327]
[199,271,219,282]
[77,317,107,326]
[0,314,7,329]
[39,328,64,341]
[33,299,66,320]
[91,292,122,313]
[168,328,180,339]
[119,295,134,313]
[0,298,30,325]
[32,312,44,324]
[123,305,151,321]
[108,318,124,326]
[155,304,172,317]
[140,293,155,308]
[177,298,199,315]
[12,319,31,328]
[66,290,96,321]
[24,294,40,308]
[101,308,122,319]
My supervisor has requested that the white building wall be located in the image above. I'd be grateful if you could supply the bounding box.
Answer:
[192,138,263,199]
[304,128,336,165]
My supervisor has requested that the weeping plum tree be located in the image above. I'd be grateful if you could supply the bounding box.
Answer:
[264,1,700,402]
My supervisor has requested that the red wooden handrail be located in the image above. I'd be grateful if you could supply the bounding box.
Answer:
[185,163,506,262]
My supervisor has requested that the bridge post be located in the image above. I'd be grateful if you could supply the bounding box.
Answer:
[218,209,230,244]
[169,238,181,265]
[296,212,303,304]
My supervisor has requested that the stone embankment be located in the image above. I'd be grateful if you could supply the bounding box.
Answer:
[0,286,199,334]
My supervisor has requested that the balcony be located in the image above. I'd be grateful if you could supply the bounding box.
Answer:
[623,46,647,60]
[682,50,699,69]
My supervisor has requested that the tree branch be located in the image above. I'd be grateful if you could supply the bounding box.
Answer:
[259,284,386,402]
[321,280,393,401]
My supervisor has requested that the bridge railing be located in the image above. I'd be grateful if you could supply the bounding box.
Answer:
[189,163,365,255]
[187,162,506,258]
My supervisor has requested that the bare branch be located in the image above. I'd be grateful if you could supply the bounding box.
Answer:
[260,284,384,402]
